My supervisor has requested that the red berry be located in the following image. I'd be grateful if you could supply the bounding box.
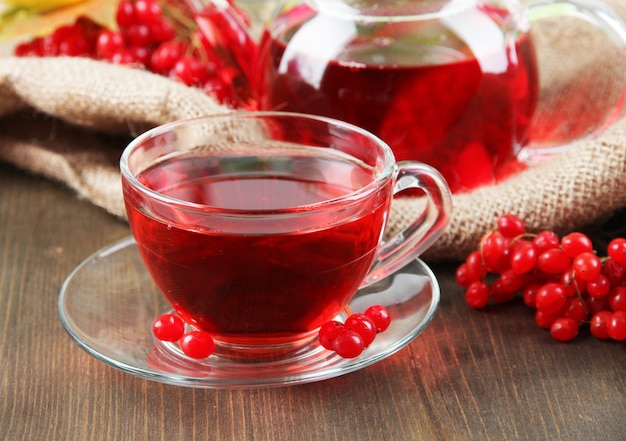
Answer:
[152,313,185,342]
[608,286,626,312]
[148,19,176,43]
[96,29,125,60]
[364,305,391,333]
[465,281,491,309]
[455,263,472,288]
[560,297,587,325]
[59,31,91,56]
[532,230,560,254]
[491,278,518,303]
[345,314,377,347]
[172,56,209,86]
[464,251,486,282]
[560,269,585,297]
[537,248,571,274]
[481,230,509,272]
[550,317,579,342]
[607,311,626,341]
[585,294,610,316]
[111,48,137,65]
[45,23,92,56]
[607,238,626,265]
[15,39,45,57]
[572,252,602,282]
[116,0,136,28]
[602,258,625,286]
[590,311,612,339]
[318,320,345,350]
[150,40,185,75]
[128,45,151,66]
[42,25,67,55]
[495,269,524,294]
[535,283,568,315]
[522,283,541,308]
[535,309,560,329]
[134,0,162,25]
[561,232,593,258]
[586,274,611,299]
[497,214,525,238]
[202,75,240,107]
[124,23,152,47]
[332,329,365,358]
[180,331,215,358]
[510,241,537,275]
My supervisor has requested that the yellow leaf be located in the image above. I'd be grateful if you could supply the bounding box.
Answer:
[0,0,118,41]
[3,0,87,13]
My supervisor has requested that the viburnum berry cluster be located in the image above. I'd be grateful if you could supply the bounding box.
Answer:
[153,304,392,359]
[318,305,391,358]
[152,313,215,359]
[456,213,626,342]
[13,0,255,108]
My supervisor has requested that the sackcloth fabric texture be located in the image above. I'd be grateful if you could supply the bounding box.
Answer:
[1,0,626,263]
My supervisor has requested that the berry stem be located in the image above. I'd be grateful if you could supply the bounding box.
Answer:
[162,0,200,33]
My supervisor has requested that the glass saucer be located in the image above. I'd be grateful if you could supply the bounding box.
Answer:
[58,236,440,389]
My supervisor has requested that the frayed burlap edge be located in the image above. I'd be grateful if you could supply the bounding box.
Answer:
[1,52,626,262]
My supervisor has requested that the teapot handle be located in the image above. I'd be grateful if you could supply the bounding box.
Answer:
[519,0,626,163]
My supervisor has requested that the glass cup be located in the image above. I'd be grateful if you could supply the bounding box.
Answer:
[120,111,451,353]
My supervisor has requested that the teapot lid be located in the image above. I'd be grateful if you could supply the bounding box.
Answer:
[311,0,478,20]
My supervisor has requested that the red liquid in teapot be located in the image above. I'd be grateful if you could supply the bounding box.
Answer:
[255,5,539,192]
[123,151,390,341]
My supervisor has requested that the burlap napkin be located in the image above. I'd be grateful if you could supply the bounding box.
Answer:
[1,0,626,262]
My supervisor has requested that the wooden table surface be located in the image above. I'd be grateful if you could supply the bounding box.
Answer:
[0,161,624,441]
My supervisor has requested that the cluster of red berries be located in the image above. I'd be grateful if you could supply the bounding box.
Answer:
[456,214,626,342]
[153,304,392,359]
[13,0,255,108]
[318,305,392,358]
[152,313,215,359]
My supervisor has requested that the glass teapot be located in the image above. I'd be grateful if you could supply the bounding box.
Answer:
[252,0,626,192]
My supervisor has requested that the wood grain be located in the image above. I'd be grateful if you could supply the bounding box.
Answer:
[0,162,624,441]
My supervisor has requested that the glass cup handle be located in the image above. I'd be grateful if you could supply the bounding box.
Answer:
[362,162,452,287]
[519,0,626,163]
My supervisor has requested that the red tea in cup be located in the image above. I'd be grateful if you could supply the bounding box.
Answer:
[128,149,387,335]
[121,112,451,349]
